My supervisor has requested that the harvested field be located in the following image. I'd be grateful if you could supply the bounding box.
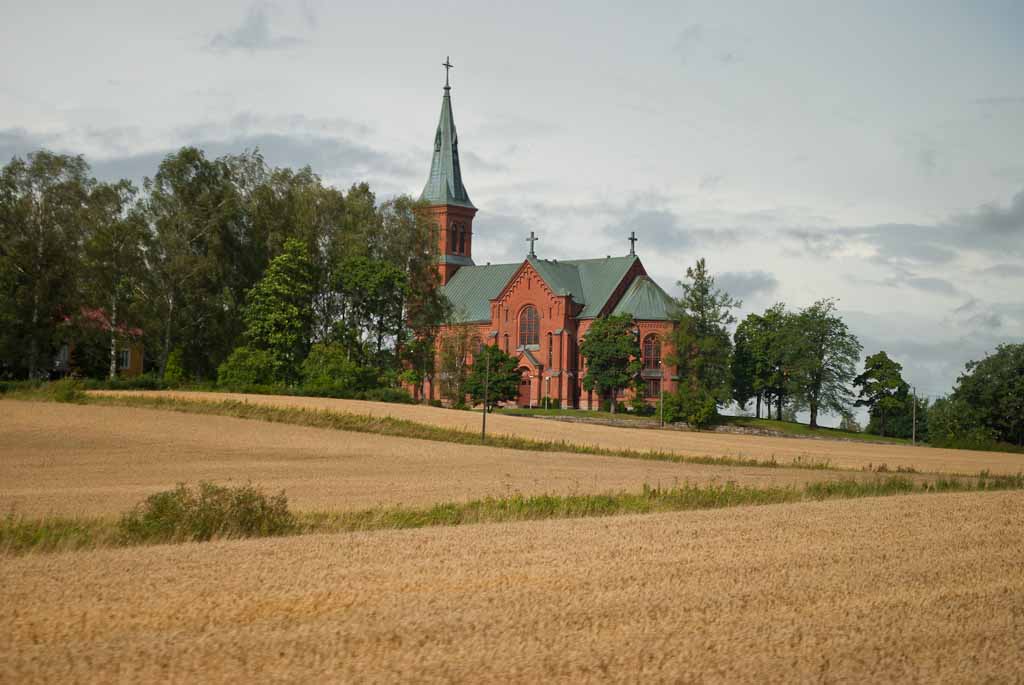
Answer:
[1,401,862,518]
[98,390,1024,475]
[2,491,1021,683]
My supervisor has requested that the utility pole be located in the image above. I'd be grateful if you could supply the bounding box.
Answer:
[659,360,665,428]
[911,385,917,445]
[481,349,490,442]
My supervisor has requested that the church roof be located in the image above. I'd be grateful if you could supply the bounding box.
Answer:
[441,255,641,323]
[420,84,475,209]
[611,275,676,321]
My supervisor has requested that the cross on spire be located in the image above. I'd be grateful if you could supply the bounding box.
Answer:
[526,231,539,257]
[442,56,453,90]
[628,231,638,256]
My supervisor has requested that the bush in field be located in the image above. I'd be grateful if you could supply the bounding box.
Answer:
[119,482,295,543]
[163,347,187,385]
[50,378,85,403]
[301,343,375,393]
[217,346,280,387]
[660,386,717,429]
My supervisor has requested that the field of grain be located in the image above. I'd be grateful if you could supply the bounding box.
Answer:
[97,390,1024,475]
[2,491,1020,683]
[0,401,865,518]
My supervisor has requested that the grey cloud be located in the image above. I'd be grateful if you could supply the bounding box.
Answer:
[208,3,306,52]
[672,24,704,63]
[715,270,778,301]
[972,96,1024,106]
[977,263,1022,278]
[903,276,958,296]
[699,174,722,191]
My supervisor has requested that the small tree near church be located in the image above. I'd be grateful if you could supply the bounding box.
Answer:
[579,313,640,414]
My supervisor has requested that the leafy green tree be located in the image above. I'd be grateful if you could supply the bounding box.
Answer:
[0,151,93,377]
[438,326,474,407]
[787,298,862,428]
[301,343,375,393]
[731,318,757,412]
[952,343,1024,446]
[217,346,279,387]
[141,147,242,379]
[465,344,521,410]
[853,351,909,437]
[400,335,438,403]
[580,313,640,414]
[81,180,147,379]
[242,238,315,382]
[668,258,740,421]
[333,255,408,363]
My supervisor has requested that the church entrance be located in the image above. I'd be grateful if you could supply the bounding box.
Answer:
[517,367,532,407]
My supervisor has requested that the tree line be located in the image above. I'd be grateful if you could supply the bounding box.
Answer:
[0,148,446,396]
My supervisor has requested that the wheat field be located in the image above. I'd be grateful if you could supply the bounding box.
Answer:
[2,400,875,517]
[2,491,1021,683]
[96,390,1024,475]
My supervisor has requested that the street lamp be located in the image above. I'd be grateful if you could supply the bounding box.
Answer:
[659,359,665,428]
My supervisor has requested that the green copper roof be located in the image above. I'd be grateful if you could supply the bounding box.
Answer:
[612,275,676,321]
[441,255,642,323]
[441,262,519,322]
[420,87,475,209]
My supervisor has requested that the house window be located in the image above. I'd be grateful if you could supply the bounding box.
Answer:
[519,306,539,346]
[645,378,661,398]
[643,334,661,370]
[117,348,131,370]
[458,225,466,254]
[547,332,553,367]
[471,336,483,357]
[503,334,509,353]
[449,225,457,253]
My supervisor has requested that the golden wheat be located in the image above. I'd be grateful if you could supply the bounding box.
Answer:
[1,491,1020,683]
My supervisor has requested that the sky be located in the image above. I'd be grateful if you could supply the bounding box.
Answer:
[2,0,1022,420]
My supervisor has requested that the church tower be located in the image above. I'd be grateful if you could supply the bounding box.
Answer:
[421,58,477,285]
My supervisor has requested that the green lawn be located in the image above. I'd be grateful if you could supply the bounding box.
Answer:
[498,406,912,444]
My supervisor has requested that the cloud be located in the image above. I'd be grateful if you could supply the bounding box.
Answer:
[972,96,1024,106]
[715,270,778,301]
[903,276,958,296]
[208,3,307,52]
[977,263,1022,279]
[699,174,722,191]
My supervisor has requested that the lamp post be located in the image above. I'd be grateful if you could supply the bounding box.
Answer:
[481,347,490,442]
[659,360,665,428]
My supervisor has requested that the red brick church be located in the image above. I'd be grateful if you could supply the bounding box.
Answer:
[418,65,678,409]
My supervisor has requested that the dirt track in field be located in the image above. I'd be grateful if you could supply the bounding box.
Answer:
[0,401,866,517]
[99,390,1024,475]
[2,491,1021,683]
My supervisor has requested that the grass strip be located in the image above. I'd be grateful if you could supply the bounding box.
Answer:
[4,474,1023,556]
[75,393,837,471]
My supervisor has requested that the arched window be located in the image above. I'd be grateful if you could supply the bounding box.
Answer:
[458,225,466,254]
[471,336,483,358]
[547,332,553,367]
[449,224,457,252]
[503,334,509,353]
[643,334,661,370]
[519,306,539,347]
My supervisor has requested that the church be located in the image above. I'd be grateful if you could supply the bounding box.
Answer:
[418,64,678,409]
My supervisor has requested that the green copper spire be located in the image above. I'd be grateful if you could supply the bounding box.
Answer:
[420,57,475,209]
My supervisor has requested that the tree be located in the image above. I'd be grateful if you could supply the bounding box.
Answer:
[952,343,1024,446]
[580,313,640,414]
[438,326,474,407]
[465,344,520,410]
[853,351,909,437]
[301,343,375,393]
[0,151,92,377]
[787,298,862,428]
[731,317,757,412]
[81,180,147,379]
[141,147,242,379]
[668,258,740,423]
[242,238,315,382]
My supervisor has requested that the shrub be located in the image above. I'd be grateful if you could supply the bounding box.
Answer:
[163,347,187,386]
[300,343,375,393]
[119,482,295,544]
[660,387,718,429]
[217,347,281,388]
[359,387,415,404]
[50,379,85,403]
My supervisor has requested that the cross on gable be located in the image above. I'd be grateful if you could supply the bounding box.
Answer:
[628,231,638,256]
[526,231,538,257]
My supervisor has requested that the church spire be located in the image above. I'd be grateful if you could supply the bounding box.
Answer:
[420,57,475,209]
